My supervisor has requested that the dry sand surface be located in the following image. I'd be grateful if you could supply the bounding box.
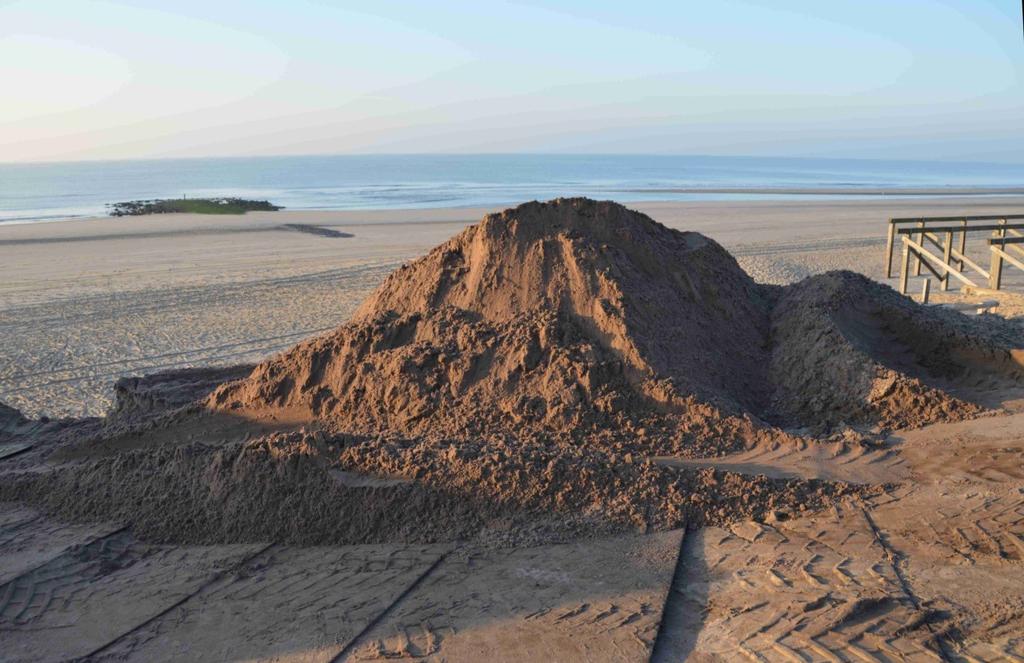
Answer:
[3,197,1024,662]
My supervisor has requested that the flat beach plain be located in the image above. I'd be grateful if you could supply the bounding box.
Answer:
[4,195,1024,418]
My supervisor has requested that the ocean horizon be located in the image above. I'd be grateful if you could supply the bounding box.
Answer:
[2,153,1024,224]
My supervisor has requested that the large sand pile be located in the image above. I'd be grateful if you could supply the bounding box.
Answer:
[209,199,779,456]
[5,198,1022,546]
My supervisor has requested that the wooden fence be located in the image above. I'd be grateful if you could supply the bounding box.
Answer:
[885,214,1024,299]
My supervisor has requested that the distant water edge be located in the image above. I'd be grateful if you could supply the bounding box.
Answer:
[2,153,1023,224]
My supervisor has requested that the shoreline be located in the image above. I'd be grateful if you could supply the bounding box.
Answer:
[3,192,1024,232]
[3,186,1024,227]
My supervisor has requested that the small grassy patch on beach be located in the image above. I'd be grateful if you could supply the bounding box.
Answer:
[108,197,283,216]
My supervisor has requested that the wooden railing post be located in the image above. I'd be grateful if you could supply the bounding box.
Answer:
[941,230,953,290]
[957,218,967,272]
[913,220,925,276]
[899,238,911,294]
[990,235,1004,290]
[884,219,896,278]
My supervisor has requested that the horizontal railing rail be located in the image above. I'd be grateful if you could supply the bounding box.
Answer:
[897,223,1024,235]
[889,214,1024,224]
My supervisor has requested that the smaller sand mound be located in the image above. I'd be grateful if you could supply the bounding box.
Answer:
[770,271,1024,430]
[111,365,254,421]
[0,401,28,443]
[0,401,26,430]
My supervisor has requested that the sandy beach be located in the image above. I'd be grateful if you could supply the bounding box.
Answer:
[3,195,1024,418]
[5,196,1024,661]
[6,0,1024,658]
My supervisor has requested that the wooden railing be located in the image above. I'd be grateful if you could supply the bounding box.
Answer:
[885,214,1024,299]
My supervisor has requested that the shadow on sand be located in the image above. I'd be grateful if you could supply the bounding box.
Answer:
[651,527,711,661]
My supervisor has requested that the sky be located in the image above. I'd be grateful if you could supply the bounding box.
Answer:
[1,0,1022,163]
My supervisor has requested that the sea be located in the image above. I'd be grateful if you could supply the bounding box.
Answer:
[2,154,1023,224]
